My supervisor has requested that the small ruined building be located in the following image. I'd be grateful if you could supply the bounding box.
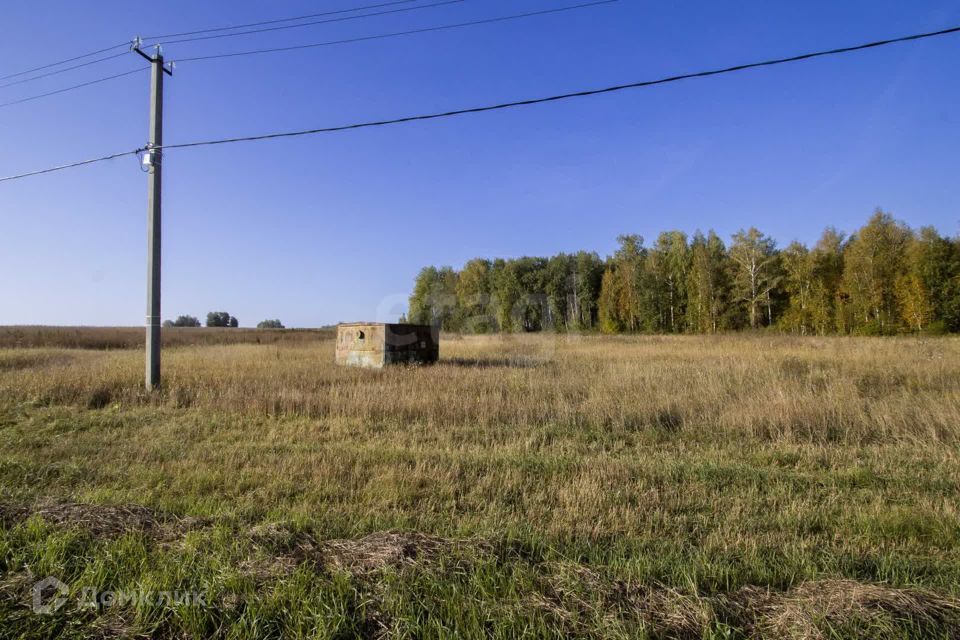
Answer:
[335,323,439,368]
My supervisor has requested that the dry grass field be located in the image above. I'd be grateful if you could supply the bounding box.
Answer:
[0,326,331,350]
[1,329,959,638]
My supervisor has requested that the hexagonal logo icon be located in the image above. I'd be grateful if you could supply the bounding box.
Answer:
[32,576,69,615]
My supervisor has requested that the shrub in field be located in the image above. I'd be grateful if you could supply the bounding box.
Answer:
[206,311,238,328]
[166,315,201,327]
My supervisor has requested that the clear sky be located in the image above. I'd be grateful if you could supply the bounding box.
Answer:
[1,0,958,327]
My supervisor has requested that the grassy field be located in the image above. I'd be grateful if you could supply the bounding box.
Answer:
[0,326,331,350]
[1,329,959,638]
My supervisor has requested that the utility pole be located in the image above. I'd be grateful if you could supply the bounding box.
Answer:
[134,41,173,390]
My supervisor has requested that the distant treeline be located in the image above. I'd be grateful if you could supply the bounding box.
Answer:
[404,210,960,335]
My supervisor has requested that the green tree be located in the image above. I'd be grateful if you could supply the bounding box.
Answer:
[648,231,690,332]
[606,235,646,332]
[513,257,549,332]
[206,311,236,328]
[781,241,814,334]
[896,272,934,332]
[729,228,780,329]
[408,266,460,330]
[436,266,460,331]
[946,237,960,332]
[809,228,846,335]
[544,254,573,331]
[408,266,439,325]
[456,258,494,333]
[257,319,285,329]
[686,231,731,333]
[168,315,200,327]
[842,210,911,333]
[597,267,621,333]
[570,251,604,330]
[894,227,954,332]
[907,227,956,329]
[490,259,522,333]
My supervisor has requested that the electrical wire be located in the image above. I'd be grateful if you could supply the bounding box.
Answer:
[0,1,447,88]
[0,1,609,109]
[167,21,960,145]
[0,67,148,109]
[143,0,419,40]
[0,149,142,183]
[153,0,467,47]
[176,0,616,63]
[0,51,130,90]
[3,23,959,183]
[0,41,131,82]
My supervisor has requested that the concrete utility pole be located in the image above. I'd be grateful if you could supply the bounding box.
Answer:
[135,43,172,390]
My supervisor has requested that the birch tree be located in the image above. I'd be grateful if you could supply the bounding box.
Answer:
[729,228,780,329]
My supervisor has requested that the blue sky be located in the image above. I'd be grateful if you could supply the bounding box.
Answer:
[1,0,958,327]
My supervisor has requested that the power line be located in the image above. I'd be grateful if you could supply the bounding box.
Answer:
[154,0,468,47]
[3,23,959,183]
[0,0,455,89]
[0,51,130,90]
[0,41,130,82]
[167,22,960,148]
[144,0,419,40]
[0,149,141,183]
[176,0,617,63]
[0,1,611,110]
[0,67,148,109]
[0,0,442,85]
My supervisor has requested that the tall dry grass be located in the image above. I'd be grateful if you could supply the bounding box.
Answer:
[0,325,331,349]
[2,333,958,445]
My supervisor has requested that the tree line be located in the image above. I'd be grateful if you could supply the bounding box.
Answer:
[405,210,960,335]
[163,313,286,329]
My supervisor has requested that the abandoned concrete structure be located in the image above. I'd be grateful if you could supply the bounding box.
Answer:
[335,323,439,368]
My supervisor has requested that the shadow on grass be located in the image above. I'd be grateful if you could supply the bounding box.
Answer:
[441,357,545,369]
